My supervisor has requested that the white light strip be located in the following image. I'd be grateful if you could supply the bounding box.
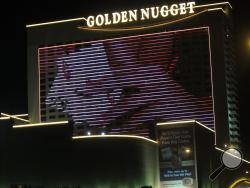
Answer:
[26,17,87,28]
[1,113,29,123]
[195,121,215,133]
[157,120,196,126]
[215,147,250,164]
[0,117,10,120]
[156,120,215,133]
[194,2,232,9]
[207,8,226,14]
[65,106,213,118]
[72,134,158,144]
[14,114,28,117]
[39,27,208,50]
[0,113,28,117]
[12,121,68,128]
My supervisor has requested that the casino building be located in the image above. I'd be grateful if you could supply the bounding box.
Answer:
[0,1,247,188]
[25,1,240,147]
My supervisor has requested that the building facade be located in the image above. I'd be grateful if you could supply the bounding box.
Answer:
[26,1,240,148]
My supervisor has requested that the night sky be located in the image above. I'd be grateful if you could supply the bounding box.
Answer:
[0,1,249,153]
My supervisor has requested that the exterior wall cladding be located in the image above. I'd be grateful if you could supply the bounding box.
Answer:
[27,3,241,148]
[223,19,241,146]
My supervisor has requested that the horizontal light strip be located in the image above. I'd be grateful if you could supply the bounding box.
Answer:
[46,97,212,113]
[194,2,232,9]
[38,35,175,54]
[39,27,208,50]
[63,103,213,116]
[215,147,250,164]
[0,114,28,120]
[40,51,176,66]
[46,74,182,89]
[207,8,226,14]
[72,112,214,121]
[0,117,10,120]
[156,120,214,132]
[12,121,69,128]
[68,119,213,128]
[157,120,196,126]
[0,113,28,117]
[26,17,87,28]
[49,99,213,113]
[72,117,213,128]
[39,41,176,60]
[39,38,176,57]
[39,42,176,60]
[14,114,28,117]
[72,134,157,144]
[1,113,29,123]
[39,52,177,68]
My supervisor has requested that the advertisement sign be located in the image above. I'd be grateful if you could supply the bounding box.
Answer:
[158,126,197,188]
[38,27,213,136]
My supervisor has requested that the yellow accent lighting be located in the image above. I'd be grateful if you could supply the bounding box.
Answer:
[207,8,226,14]
[185,148,191,154]
[72,135,158,144]
[0,114,28,120]
[26,17,87,28]
[157,120,215,133]
[14,114,28,117]
[1,113,29,123]
[0,117,10,120]
[195,2,232,9]
[228,177,250,188]
[12,121,68,128]
[157,120,196,126]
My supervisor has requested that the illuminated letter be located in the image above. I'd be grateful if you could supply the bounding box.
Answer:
[128,10,137,22]
[112,12,121,24]
[187,2,196,13]
[160,6,169,17]
[104,14,112,25]
[151,7,160,19]
[96,14,105,26]
[141,8,150,20]
[170,4,179,16]
[179,3,187,15]
[86,16,95,27]
[121,11,128,23]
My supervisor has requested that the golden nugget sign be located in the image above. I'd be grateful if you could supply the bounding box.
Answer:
[86,2,196,27]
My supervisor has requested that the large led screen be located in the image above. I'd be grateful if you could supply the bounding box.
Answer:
[39,27,214,137]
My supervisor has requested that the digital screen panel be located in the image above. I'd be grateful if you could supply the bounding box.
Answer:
[39,27,214,137]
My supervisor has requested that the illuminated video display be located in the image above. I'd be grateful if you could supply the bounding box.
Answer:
[39,27,214,137]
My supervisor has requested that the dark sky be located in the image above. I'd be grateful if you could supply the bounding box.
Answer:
[0,1,249,151]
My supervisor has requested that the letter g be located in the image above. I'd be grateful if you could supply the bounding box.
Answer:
[86,16,95,27]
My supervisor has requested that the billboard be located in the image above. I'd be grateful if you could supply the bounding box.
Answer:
[158,125,197,188]
[38,27,214,137]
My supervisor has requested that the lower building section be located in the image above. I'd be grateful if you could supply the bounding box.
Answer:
[0,120,248,188]
[0,123,159,188]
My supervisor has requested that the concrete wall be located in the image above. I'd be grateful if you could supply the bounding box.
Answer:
[0,124,159,188]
